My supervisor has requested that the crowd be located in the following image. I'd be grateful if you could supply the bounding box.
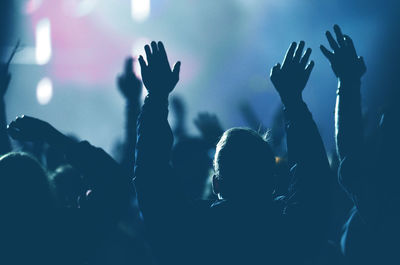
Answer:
[0,24,398,265]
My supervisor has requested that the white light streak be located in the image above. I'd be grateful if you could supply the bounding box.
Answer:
[35,18,52,65]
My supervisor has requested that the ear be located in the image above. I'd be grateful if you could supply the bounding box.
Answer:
[212,174,220,195]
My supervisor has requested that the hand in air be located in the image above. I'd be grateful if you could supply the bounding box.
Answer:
[138,41,181,98]
[320,25,366,83]
[7,115,55,143]
[270,41,314,105]
[117,57,142,102]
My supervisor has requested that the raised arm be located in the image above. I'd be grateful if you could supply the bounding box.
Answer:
[271,41,330,174]
[320,26,370,213]
[7,116,129,214]
[134,41,183,214]
[270,42,331,260]
[320,25,366,161]
[117,57,142,177]
[0,47,16,155]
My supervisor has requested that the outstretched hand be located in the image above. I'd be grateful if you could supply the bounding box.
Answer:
[117,57,142,102]
[138,41,181,98]
[270,41,314,105]
[320,25,366,83]
[7,115,55,142]
[194,112,224,144]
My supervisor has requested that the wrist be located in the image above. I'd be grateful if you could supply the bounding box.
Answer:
[338,77,361,87]
[280,94,304,109]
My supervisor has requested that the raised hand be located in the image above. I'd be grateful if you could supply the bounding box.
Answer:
[320,25,366,82]
[117,57,142,102]
[138,41,181,97]
[270,41,314,105]
[7,115,55,142]
[194,112,224,145]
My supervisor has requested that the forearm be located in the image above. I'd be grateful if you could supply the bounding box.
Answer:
[121,100,140,174]
[284,99,329,169]
[0,101,12,155]
[135,94,173,169]
[335,79,363,161]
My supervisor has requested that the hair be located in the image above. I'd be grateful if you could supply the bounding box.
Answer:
[213,127,276,199]
[0,152,53,211]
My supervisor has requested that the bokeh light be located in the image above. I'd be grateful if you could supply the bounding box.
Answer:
[35,18,52,65]
[36,77,53,105]
[131,0,151,22]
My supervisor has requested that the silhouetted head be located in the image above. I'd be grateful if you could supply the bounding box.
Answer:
[0,152,55,265]
[213,128,276,200]
[51,165,85,208]
[0,152,53,214]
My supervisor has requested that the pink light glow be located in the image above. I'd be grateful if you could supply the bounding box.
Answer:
[29,1,129,87]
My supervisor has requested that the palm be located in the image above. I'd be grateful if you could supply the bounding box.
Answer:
[270,41,315,105]
[117,57,142,101]
[320,25,366,82]
[138,41,181,97]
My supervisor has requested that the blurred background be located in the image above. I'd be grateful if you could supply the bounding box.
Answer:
[1,0,399,154]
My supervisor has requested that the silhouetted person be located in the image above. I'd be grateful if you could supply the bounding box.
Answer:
[0,42,19,155]
[0,152,55,265]
[117,57,143,177]
[134,40,331,265]
[321,25,400,265]
[51,164,85,208]
[4,115,130,265]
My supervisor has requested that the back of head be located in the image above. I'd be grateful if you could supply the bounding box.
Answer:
[0,152,53,213]
[213,128,276,200]
[51,165,84,208]
[0,152,55,265]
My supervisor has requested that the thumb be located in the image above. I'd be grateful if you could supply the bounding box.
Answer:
[172,61,181,81]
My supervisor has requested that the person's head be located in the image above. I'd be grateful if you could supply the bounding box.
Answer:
[213,128,276,200]
[0,152,55,265]
[51,165,85,208]
[0,152,53,214]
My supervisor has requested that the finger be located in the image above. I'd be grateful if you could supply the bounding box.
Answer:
[326,31,340,52]
[124,57,133,74]
[320,45,334,62]
[151,41,159,55]
[158,41,168,61]
[144,45,152,63]
[293,41,305,63]
[333,24,345,47]
[305,60,315,81]
[172,61,181,81]
[300,48,312,67]
[282,42,297,67]
[344,35,357,57]
[138,55,147,69]
[358,56,367,73]
[271,63,281,75]
[7,126,20,140]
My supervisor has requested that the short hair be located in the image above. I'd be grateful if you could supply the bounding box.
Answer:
[0,152,53,209]
[213,127,276,199]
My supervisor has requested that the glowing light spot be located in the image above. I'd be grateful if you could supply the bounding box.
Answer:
[25,0,43,14]
[35,18,52,65]
[36,78,53,105]
[131,0,151,22]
